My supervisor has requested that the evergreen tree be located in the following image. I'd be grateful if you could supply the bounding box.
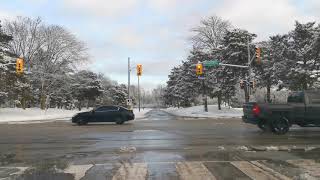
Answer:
[221,29,256,103]
[285,21,320,90]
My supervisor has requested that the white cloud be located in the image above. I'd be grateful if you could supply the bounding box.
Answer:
[0,10,18,21]
[147,0,200,13]
[62,0,139,17]
[147,0,178,12]
[214,0,316,40]
[114,29,143,48]
[307,0,320,17]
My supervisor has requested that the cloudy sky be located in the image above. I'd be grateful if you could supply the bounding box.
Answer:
[0,0,319,89]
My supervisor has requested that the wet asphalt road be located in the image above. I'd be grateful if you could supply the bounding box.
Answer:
[1,109,320,179]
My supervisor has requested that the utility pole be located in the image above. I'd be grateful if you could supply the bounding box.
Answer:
[128,57,131,108]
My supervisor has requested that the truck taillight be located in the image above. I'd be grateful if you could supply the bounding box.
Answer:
[252,104,261,116]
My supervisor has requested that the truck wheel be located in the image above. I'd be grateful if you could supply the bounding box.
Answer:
[258,119,270,132]
[271,116,290,135]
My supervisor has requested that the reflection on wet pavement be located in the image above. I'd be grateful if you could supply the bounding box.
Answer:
[1,109,320,179]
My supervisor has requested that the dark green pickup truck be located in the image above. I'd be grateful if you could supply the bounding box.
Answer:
[242,91,320,134]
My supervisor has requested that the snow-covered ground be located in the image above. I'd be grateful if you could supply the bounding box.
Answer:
[0,108,85,123]
[133,108,152,119]
[0,108,151,124]
[164,105,243,118]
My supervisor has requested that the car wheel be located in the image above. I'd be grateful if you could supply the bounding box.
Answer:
[77,119,88,126]
[115,117,125,125]
[271,116,290,135]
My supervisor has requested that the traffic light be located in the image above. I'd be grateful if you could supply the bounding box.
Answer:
[16,58,24,75]
[240,80,245,89]
[137,64,142,76]
[249,80,257,89]
[255,47,261,64]
[250,81,254,88]
[196,63,203,76]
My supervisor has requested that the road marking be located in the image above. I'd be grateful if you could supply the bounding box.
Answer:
[175,162,216,180]
[287,159,320,177]
[112,163,148,180]
[231,161,284,180]
[250,161,291,180]
[64,164,93,180]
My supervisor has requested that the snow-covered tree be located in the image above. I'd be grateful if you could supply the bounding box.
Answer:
[254,35,290,102]
[71,70,103,110]
[285,21,320,90]
[109,84,128,107]
[0,21,13,106]
[221,29,256,103]
[191,15,231,52]
[4,16,88,109]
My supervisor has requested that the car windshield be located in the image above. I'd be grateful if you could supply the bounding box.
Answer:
[1,1,319,179]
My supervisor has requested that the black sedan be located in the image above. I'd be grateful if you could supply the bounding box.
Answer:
[72,106,135,125]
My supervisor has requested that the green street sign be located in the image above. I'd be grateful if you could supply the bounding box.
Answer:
[203,60,220,67]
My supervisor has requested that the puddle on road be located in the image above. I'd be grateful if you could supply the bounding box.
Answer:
[142,151,184,163]
[133,130,159,133]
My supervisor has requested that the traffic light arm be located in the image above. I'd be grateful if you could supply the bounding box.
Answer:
[219,63,249,68]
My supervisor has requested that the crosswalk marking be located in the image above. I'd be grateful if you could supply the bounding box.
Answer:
[2,159,320,180]
[250,161,291,180]
[175,162,216,180]
[112,163,148,180]
[64,164,93,180]
[287,159,320,178]
[231,161,285,180]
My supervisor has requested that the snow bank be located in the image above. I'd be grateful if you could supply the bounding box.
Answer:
[133,108,152,119]
[164,105,243,118]
[0,108,85,123]
[0,108,152,123]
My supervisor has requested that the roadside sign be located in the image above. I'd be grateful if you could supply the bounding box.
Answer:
[203,60,220,67]
[126,99,132,105]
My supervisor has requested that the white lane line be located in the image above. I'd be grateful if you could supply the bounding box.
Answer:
[250,161,291,180]
[175,162,216,180]
[287,159,320,177]
[64,164,93,180]
[231,161,283,180]
[112,163,148,180]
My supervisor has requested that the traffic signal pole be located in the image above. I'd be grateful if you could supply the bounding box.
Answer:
[245,37,251,103]
[202,78,208,112]
[138,75,140,112]
[136,64,142,112]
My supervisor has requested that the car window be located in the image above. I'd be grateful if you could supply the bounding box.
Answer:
[96,106,108,111]
[109,106,119,111]
[96,106,118,112]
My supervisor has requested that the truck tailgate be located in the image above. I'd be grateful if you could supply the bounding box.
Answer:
[242,102,258,124]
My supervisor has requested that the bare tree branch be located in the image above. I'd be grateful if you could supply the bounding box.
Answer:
[190,15,231,52]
